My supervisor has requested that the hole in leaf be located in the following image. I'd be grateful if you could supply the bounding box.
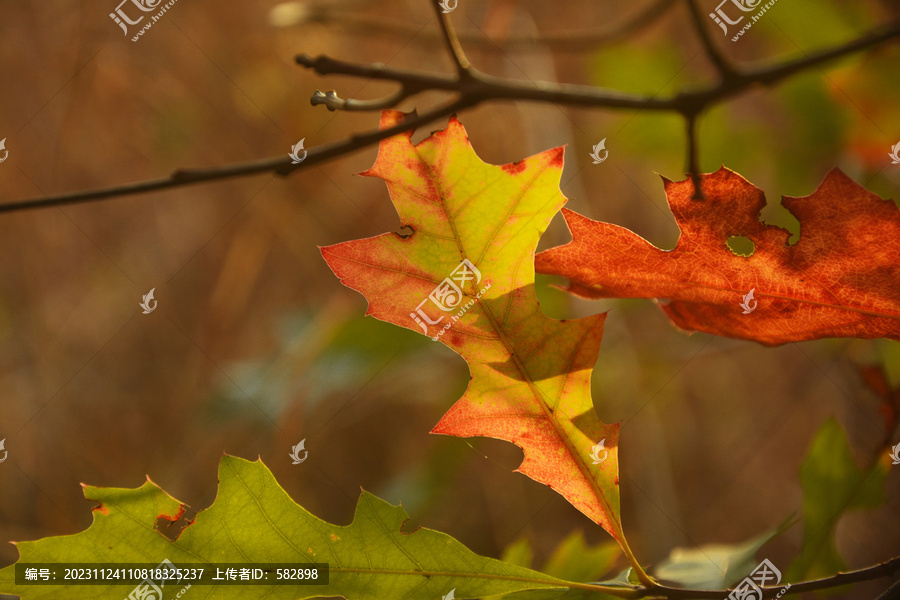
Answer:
[726,235,755,257]
[396,226,414,238]
[760,201,801,246]
[155,511,194,541]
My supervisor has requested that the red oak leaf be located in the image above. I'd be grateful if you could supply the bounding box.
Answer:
[535,168,900,346]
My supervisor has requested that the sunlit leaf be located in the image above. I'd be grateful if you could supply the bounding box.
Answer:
[0,456,568,600]
[321,111,627,546]
[536,168,900,345]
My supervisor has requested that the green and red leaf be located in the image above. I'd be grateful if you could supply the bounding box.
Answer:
[321,110,626,543]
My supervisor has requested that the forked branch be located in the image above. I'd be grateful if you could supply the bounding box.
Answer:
[2,5,898,215]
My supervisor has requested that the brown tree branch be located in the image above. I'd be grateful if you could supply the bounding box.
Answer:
[2,5,898,597]
[295,19,900,115]
[553,554,900,598]
[1,5,896,597]
[0,99,471,214]
[431,0,470,75]
[685,111,704,199]
[640,554,900,599]
[2,13,898,214]
[875,575,900,600]
[684,0,739,82]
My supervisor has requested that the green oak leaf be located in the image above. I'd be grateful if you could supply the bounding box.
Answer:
[786,419,888,582]
[0,455,569,600]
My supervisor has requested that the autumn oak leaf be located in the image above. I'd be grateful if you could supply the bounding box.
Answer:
[321,111,627,547]
[535,167,900,346]
[0,456,570,600]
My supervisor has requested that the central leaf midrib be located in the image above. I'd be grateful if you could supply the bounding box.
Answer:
[578,273,900,320]
[479,299,622,541]
[413,143,623,541]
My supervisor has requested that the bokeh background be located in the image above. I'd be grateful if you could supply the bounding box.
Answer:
[1,0,899,598]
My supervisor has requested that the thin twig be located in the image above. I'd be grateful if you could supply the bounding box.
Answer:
[431,0,470,75]
[748,22,900,86]
[310,88,409,112]
[643,555,900,599]
[0,99,471,214]
[296,53,676,110]
[552,554,900,599]
[295,20,900,115]
[2,18,898,214]
[1,5,896,597]
[875,575,900,600]
[685,111,704,200]
[683,0,739,82]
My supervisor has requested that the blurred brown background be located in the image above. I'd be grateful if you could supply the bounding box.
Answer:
[0,0,899,598]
